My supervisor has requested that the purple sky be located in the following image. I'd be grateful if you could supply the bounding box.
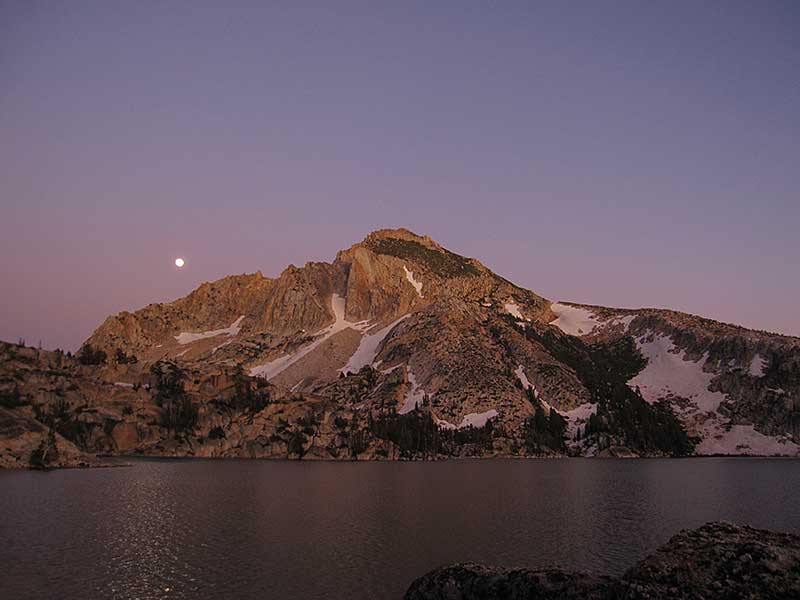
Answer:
[2,1,799,350]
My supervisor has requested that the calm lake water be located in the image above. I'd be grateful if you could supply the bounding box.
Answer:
[2,458,800,599]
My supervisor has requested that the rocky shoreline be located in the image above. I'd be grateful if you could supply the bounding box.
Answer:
[404,522,800,599]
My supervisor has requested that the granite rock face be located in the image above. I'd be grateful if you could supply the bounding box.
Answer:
[404,522,800,600]
[621,521,800,599]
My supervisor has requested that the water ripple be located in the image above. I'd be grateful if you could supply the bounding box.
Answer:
[2,457,800,599]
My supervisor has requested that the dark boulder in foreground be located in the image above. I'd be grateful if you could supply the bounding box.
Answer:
[404,522,800,599]
[622,521,800,599]
[404,565,612,599]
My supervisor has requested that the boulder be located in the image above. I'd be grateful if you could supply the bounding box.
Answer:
[404,564,611,599]
[404,522,800,600]
[111,421,139,452]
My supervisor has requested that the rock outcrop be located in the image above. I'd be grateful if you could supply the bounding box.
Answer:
[404,522,800,599]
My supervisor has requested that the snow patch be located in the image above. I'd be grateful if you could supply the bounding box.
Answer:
[551,305,634,337]
[514,365,533,390]
[340,315,408,374]
[504,302,525,320]
[611,314,636,331]
[550,303,599,337]
[748,354,768,377]
[628,334,726,414]
[435,409,499,430]
[403,265,423,298]
[434,417,457,430]
[458,409,498,429]
[400,370,499,427]
[628,332,736,453]
[561,402,597,443]
[400,368,426,414]
[249,295,369,380]
[175,315,245,345]
[629,331,796,456]
[514,364,548,407]
[698,425,799,456]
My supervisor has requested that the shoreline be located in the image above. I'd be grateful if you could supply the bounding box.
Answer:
[3,452,800,472]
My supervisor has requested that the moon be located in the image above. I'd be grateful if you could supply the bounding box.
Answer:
[174,258,185,268]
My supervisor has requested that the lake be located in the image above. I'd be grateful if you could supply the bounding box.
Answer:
[2,458,800,599]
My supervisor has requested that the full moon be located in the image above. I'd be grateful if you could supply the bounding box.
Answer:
[174,258,185,268]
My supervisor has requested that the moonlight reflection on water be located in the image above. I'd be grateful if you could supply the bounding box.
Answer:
[1,458,799,600]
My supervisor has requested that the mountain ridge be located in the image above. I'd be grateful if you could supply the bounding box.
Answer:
[2,227,798,468]
[563,301,800,343]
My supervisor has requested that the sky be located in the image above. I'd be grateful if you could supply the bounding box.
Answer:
[1,1,798,350]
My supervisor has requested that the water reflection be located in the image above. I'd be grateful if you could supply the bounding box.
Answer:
[2,458,799,599]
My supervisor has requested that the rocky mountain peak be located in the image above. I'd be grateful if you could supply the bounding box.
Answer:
[63,228,800,461]
[363,227,441,249]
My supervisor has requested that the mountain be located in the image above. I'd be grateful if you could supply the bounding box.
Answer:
[2,228,799,467]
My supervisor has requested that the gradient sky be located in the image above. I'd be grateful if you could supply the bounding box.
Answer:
[2,1,798,350]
